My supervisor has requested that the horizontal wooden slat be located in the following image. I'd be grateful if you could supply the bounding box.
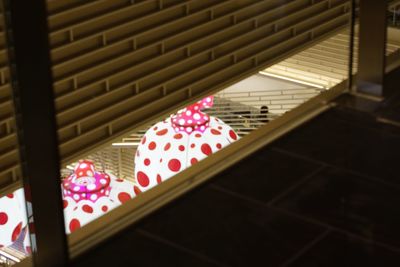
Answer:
[53,0,324,128]
[8,0,398,191]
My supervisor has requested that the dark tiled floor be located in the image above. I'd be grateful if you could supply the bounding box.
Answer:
[274,166,400,248]
[72,229,223,267]
[213,149,322,204]
[288,232,400,267]
[377,91,400,122]
[138,186,325,267]
[72,92,400,267]
[273,104,400,186]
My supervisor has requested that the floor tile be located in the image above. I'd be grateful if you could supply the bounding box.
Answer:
[334,94,381,114]
[138,186,326,267]
[212,149,322,204]
[274,167,400,248]
[287,232,400,267]
[71,229,221,267]
[329,104,400,135]
[273,107,400,185]
[376,90,400,123]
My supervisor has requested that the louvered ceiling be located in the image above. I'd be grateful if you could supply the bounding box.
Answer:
[261,27,400,88]
[0,0,360,190]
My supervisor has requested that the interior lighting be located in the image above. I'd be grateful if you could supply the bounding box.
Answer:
[111,142,140,146]
[259,71,326,89]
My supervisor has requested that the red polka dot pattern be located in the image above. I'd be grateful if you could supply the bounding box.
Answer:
[61,172,137,235]
[164,143,171,151]
[137,171,150,187]
[148,141,156,150]
[11,222,22,242]
[0,188,28,247]
[118,192,131,204]
[211,129,221,135]
[144,158,151,166]
[201,144,212,156]
[133,186,142,195]
[174,133,183,139]
[82,205,93,214]
[229,130,237,140]
[156,129,168,136]
[168,159,181,172]
[0,212,8,225]
[156,174,162,184]
[134,104,239,195]
[69,219,81,233]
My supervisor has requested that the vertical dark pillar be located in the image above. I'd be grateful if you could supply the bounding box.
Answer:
[347,0,356,90]
[356,0,388,96]
[3,1,69,266]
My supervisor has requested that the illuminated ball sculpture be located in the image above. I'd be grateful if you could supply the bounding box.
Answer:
[62,160,112,202]
[62,160,136,234]
[0,188,28,248]
[134,96,238,192]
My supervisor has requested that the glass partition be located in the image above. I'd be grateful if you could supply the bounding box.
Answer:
[52,0,357,254]
[0,0,369,265]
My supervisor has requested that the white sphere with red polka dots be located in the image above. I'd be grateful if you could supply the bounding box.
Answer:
[134,97,238,193]
[64,198,113,234]
[62,161,136,234]
[107,173,139,204]
[0,189,28,248]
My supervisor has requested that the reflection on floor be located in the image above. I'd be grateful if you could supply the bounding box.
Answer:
[72,93,400,267]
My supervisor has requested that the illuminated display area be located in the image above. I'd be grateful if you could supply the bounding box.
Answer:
[134,96,238,192]
[0,92,266,260]
[0,189,31,256]
[0,71,325,266]
[62,160,136,233]
[61,96,239,233]
[1,81,297,262]
[0,70,322,266]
